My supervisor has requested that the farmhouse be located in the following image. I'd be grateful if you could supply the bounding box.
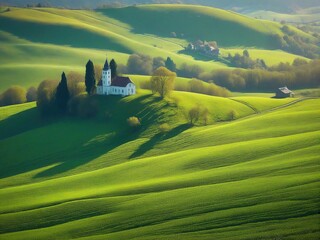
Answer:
[97,58,136,96]
[275,87,294,98]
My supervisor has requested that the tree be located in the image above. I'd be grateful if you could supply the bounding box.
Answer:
[127,54,153,75]
[67,71,85,98]
[0,86,26,106]
[85,60,95,95]
[110,59,118,79]
[150,67,176,98]
[165,57,176,72]
[37,79,58,115]
[26,86,37,102]
[153,57,165,71]
[243,49,250,58]
[188,106,200,124]
[55,72,70,112]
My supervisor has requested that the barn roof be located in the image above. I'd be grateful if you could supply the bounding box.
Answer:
[278,87,293,94]
[111,76,134,87]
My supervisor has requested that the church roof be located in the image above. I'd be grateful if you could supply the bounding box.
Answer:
[103,58,109,70]
[111,76,133,87]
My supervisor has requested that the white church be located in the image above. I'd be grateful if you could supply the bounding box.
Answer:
[97,58,136,96]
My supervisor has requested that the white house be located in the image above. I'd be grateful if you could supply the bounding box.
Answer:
[96,58,136,96]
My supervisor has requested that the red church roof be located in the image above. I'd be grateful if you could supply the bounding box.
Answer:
[111,76,133,87]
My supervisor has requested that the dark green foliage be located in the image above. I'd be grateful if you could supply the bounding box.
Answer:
[37,79,58,116]
[165,57,176,72]
[85,60,96,95]
[110,59,118,79]
[227,51,267,69]
[68,95,99,118]
[26,86,37,102]
[271,25,320,59]
[55,72,70,113]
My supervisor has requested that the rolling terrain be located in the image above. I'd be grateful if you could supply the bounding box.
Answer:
[0,5,314,92]
[0,91,319,239]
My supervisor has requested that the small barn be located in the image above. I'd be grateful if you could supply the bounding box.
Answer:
[275,87,294,98]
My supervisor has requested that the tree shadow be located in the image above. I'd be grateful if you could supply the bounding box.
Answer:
[0,94,181,179]
[130,123,191,159]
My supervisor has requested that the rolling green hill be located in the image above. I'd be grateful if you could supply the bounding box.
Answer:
[0,5,315,92]
[0,91,319,239]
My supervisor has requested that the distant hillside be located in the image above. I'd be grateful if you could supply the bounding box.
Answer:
[1,0,320,13]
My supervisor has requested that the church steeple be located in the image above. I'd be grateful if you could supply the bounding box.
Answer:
[103,58,109,70]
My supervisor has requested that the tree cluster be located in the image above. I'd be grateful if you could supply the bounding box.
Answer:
[0,86,37,107]
[271,25,320,59]
[120,54,176,75]
[203,59,320,91]
[174,78,230,97]
[227,50,267,69]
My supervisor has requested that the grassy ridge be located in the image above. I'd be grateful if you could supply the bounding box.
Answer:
[0,92,319,239]
[0,5,313,91]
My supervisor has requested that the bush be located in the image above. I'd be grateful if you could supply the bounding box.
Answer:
[37,79,58,116]
[26,86,37,102]
[127,54,153,75]
[127,116,141,128]
[229,110,239,120]
[67,71,85,98]
[188,106,200,124]
[159,123,171,133]
[0,86,26,106]
[68,94,99,118]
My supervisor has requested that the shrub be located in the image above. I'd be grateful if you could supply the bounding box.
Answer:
[37,79,58,115]
[0,86,26,106]
[26,86,37,102]
[229,110,238,120]
[188,106,201,124]
[127,116,141,127]
[159,123,171,133]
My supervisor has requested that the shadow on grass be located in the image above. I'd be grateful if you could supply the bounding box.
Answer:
[0,94,184,179]
[130,123,191,159]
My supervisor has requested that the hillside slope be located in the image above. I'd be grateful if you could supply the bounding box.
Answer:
[0,92,319,239]
[0,5,313,92]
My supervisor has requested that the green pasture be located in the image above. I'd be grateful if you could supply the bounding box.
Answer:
[221,48,310,66]
[0,91,319,239]
[0,5,315,91]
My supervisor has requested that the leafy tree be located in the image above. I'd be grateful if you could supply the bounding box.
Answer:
[188,106,200,124]
[153,57,165,71]
[37,79,58,115]
[127,116,141,128]
[55,72,70,112]
[26,86,37,102]
[0,86,26,106]
[67,71,85,98]
[85,60,96,95]
[165,57,176,72]
[150,67,176,98]
[127,54,153,75]
[243,49,250,58]
[110,59,118,79]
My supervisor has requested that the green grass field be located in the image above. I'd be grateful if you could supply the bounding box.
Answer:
[0,90,319,239]
[0,5,315,92]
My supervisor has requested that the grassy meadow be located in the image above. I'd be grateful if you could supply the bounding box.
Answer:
[0,3,319,239]
[0,90,319,239]
[0,5,315,92]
